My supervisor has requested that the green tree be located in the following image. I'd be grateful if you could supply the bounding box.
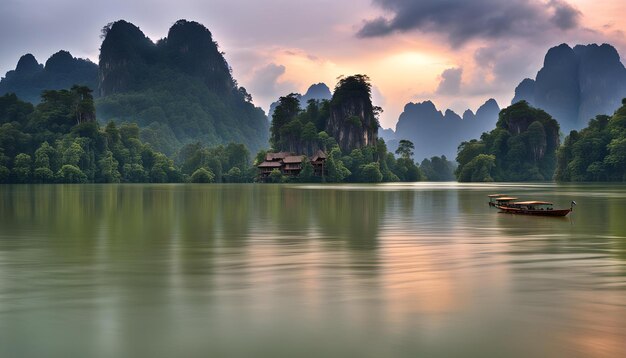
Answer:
[0,150,9,183]
[57,164,87,183]
[458,154,495,182]
[12,153,32,183]
[395,139,415,159]
[359,162,383,183]
[71,85,96,125]
[224,167,243,183]
[34,167,55,183]
[33,142,57,183]
[190,167,215,183]
[268,168,285,183]
[62,140,86,167]
[298,158,314,182]
[98,150,121,183]
[270,94,301,150]
[35,142,56,169]
[123,163,147,183]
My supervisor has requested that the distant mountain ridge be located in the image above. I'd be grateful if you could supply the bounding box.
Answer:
[267,83,332,121]
[513,43,626,133]
[0,51,98,103]
[388,99,500,160]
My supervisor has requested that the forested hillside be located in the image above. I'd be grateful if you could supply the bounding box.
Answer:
[455,101,560,182]
[96,19,268,155]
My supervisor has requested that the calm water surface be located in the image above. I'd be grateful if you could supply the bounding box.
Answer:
[0,183,625,357]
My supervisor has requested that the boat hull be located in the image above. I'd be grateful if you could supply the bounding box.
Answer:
[496,205,572,217]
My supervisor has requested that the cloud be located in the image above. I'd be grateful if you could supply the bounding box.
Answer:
[549,0,581,30]
[435,67,462,95]
[248,63,286,94]
[357,0,582,46]
[246,63,297,109]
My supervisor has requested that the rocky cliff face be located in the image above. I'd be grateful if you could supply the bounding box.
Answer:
[99,19,238,97]
[393,99,500,160]
[15,54,42,74]
[512,43,626,134]
[98,20,156,96]
[0,51,97,103]
[327,76,377,153]
[163,20,233,94]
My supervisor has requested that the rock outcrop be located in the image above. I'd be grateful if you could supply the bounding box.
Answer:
[512,43,626,133]
[98,20,155,96]
[327,75,378,153]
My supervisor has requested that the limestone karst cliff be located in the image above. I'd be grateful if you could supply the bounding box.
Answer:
[327,75,378,153]
[512,43,626,133]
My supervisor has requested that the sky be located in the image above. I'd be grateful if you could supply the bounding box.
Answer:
[1,0,625,129]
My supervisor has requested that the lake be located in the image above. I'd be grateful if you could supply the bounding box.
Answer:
[1,183,625,357]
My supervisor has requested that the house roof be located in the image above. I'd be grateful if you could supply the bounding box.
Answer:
[311,150,327,162]
[258,161,283,168]
[283,155,305,164]
[265,152,291,161]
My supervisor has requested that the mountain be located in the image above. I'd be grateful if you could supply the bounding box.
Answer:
[512,43,626,134]
[0,51,98,103]
[378,127,396,142]
[301,83,332,103]
[327,75,378,153]
[267,82,332,121]
[392,99,500,160]
[95,19,269,155]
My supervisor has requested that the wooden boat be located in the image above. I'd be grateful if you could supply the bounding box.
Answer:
[488,194,505,206]
[489,196,518,207]
[496,201,576,217]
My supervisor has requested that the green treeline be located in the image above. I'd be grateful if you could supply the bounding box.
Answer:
[455,99,626,182]
[455,101,560,182]
[555,99,626,181]
[0,83,455,184]
[420,156,456,181]
[0,90,251,184]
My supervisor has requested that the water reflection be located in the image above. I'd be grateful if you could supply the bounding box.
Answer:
[0,183,625,357]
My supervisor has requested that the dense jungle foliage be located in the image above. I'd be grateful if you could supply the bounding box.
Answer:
[455,101,560,182]
[555,99,626,181]
[0,91,251,183]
